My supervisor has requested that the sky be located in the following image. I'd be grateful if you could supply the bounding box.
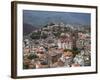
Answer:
[23,10,91,27]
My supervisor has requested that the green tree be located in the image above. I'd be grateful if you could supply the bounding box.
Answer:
[28,54,39,60]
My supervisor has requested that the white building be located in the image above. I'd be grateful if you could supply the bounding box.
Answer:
[57,33,73,49]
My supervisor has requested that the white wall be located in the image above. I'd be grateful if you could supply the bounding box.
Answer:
[0,0,100,80]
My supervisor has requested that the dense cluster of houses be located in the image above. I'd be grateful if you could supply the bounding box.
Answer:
[23,22,91,69]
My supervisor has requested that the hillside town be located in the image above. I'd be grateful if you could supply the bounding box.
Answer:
[23,22,91,69]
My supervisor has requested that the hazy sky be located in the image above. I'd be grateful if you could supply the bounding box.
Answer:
[23,10,91,27]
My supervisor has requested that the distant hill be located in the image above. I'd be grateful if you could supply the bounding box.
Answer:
[23,23,38,35]
[23,10,90,27]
